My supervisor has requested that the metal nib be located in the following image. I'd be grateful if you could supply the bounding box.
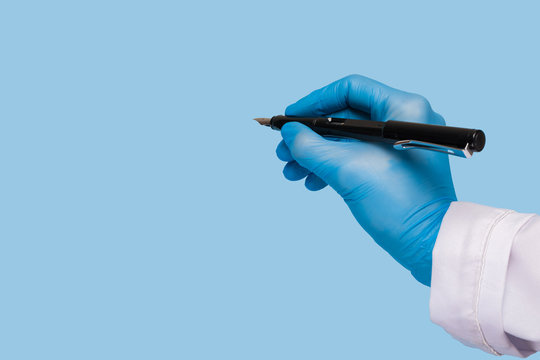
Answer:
[253,117,271,126]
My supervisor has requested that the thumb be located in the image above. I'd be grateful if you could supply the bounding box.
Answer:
[280,122,345,182]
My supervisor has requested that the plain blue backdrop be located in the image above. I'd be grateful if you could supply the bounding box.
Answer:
[1,1,539,359]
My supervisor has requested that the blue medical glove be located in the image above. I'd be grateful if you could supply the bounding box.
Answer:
[277,75,456,286]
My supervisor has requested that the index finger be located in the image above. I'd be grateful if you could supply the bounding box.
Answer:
[285,74,394,117]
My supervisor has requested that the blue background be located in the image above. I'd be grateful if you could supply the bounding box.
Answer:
[1,1,539,359]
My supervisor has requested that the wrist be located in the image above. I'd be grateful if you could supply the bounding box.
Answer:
[408,199,454,286]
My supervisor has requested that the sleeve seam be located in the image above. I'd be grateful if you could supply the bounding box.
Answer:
[474,209,515,356]
[497,213,537,355]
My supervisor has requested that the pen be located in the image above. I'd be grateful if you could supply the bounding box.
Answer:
[254,116,486,158]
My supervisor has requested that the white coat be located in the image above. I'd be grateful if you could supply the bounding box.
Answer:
[430,202,540,357]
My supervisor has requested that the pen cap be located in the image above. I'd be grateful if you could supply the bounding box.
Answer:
[384,121,486,152]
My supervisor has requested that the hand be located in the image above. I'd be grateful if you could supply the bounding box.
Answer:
[276,75,456,286]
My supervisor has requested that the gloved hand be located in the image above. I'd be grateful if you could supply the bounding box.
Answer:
[277,75,457,286]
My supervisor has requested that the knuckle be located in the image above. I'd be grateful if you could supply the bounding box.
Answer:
[408,94,431,109]
[344,74,360,81]
[399,94,433,119]
[343,74,363,85]
[289,133,310,160]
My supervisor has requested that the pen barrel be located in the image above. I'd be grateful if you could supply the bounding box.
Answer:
[270,116,386,141]
[270,116,486,153]
[383,120,485,152]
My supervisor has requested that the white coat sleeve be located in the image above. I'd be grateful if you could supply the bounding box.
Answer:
[429,201,540,357]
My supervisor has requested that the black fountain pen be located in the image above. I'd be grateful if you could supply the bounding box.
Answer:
[254,116,486,158]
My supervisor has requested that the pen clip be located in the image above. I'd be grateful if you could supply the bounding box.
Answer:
[393,140,473,158]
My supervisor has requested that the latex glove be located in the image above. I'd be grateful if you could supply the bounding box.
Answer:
[276,75,456,286]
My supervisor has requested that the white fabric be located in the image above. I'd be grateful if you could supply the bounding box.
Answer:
[430,201,540,357]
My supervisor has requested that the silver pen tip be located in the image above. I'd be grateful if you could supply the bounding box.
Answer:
[253,117,271,126]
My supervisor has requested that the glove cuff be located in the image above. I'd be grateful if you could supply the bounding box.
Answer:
[408,200,453,286]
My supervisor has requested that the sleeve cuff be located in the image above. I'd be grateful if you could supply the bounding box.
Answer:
[429,201,534,357]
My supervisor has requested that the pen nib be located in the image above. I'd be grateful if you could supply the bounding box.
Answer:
[253,117,271,126]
